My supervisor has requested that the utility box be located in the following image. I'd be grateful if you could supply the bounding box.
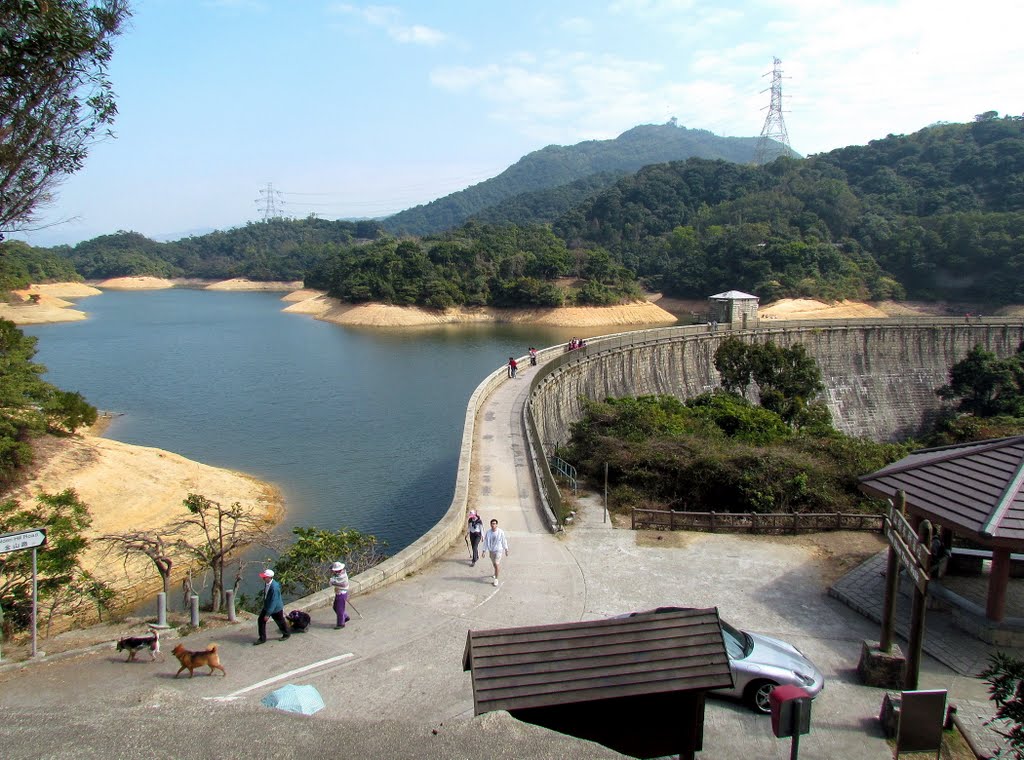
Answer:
[770,685,812,739]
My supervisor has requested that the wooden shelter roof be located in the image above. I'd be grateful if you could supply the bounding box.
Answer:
[859,435,1024,546]
[462,607,733,715]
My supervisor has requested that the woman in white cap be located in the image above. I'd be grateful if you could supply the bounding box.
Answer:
[329,561,350,629]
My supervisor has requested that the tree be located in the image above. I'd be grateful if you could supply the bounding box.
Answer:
[272,526,385,598]
[0,489,103,637]
[981,651,1024,758]
[937,343,1024,417]
[171,494,274,613]
[0,0,131,235]
[97,529,174,598]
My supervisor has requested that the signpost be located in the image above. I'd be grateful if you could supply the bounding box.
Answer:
[0,529,48,659]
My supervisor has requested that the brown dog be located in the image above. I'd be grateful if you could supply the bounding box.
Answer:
[172,643,226,678]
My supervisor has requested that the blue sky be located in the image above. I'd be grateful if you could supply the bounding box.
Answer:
[17,0,1021,247]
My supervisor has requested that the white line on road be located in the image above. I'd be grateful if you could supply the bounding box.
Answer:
[204,652,355,701]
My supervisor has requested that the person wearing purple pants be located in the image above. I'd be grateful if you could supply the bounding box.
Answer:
[329,561,350,629]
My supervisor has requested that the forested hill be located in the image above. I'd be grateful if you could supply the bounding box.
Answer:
[554,113,1024,304]
[381,122,770,236]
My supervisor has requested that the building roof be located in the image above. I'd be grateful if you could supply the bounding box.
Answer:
[708,290,759,301]
[859,435,1024,546]
[462,607,733,715]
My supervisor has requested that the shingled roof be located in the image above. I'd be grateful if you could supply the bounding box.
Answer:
[859,435,1024,546]
[462,607,733,715]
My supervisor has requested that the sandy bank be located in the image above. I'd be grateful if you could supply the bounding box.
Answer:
[0,301,88,325]
[758,298,983,320]
[282,293,678,327]
[205,278,304,291]
[96,276,176,290]
[8,434,284,614]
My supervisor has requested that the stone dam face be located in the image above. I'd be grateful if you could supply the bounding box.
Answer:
[529,320,1024,446]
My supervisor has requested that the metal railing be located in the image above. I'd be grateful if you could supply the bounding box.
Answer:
[548,456,577,495]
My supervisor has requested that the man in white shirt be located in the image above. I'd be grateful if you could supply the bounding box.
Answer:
[481,518,509,587]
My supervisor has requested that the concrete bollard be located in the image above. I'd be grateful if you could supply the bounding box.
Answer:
[156,592,168,628]
[226,590,236,623]
[190,594,200,628]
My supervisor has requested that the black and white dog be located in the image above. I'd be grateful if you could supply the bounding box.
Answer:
[116,628,161,661]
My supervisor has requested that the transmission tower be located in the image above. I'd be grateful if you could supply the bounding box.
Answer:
[756,57,791,165]
[255,182,285,221]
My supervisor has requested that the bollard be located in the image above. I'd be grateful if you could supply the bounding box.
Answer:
[190,594,200,628]
[226,590,236,623]
[156,592,168,628]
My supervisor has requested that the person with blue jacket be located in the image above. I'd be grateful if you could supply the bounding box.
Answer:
[254,568,290,645]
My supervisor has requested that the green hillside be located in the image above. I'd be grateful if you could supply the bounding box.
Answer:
[382,122,771,236]
[555,113,1024,304]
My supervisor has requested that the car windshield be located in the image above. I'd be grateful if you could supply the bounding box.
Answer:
[721,620,753,659]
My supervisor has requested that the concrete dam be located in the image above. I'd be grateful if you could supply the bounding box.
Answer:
[528,318,1024,447]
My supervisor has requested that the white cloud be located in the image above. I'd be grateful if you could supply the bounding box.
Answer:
[328,3,447,46]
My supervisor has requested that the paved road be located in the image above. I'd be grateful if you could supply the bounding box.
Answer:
[0,356,994,758]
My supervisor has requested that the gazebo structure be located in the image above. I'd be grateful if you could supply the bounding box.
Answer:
[463,607,733,759]
[859,435,1024,636]
[707,290,759,327]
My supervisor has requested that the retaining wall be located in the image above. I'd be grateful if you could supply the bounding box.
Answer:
[528,318,1024,448]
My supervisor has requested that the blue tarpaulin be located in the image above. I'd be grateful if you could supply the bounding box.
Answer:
[261,684,325,715]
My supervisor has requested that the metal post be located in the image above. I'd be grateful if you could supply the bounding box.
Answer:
[603,462,608,523]
[156,592,167,628]
[190,594,200,628]
[31,547,38,658]
[226,590,237,623]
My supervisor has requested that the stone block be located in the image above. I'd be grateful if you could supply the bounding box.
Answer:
[859,640,905,689]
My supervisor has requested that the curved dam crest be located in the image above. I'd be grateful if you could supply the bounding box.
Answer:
[529,319,1024,445]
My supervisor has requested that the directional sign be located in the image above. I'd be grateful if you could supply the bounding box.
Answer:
[0,529,46,555]
[885,523,929,592]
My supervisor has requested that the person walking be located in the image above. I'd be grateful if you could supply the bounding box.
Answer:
[466,509,483,566]
[254,568,289,645]
[507,356,518,378]
[482,518,509,587]
[529,347,538,366]
[329,561,350,629]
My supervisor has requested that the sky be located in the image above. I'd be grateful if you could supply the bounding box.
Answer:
[14,0,1022,247]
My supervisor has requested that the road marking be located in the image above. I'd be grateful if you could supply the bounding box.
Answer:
[204,652,355,701]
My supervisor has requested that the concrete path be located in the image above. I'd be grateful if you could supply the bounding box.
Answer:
[0,356,1003,758]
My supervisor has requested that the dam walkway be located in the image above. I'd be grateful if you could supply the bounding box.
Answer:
[0,347,1004,758]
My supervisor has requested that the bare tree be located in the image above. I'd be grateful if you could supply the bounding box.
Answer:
[170,494,275,612]
[97,530,175,597]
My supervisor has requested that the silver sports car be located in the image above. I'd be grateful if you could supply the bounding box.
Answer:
[620,608,825,713]
[715,618,824,713]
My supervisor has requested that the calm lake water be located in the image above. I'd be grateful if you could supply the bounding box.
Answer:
[24,289,593,561]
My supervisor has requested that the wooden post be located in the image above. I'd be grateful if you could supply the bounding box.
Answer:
[879,492,906,653]
[987,548,1012,622]
[905,520,934,690]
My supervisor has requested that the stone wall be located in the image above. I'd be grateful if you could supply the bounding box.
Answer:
[529,318,1024,446]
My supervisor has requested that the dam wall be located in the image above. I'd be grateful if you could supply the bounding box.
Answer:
[528,318,1024,448]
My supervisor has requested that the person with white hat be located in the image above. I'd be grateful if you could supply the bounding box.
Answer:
[254,568,289,645]
[329,561,350,629]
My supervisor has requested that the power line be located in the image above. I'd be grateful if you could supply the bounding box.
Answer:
[757,57,792,165]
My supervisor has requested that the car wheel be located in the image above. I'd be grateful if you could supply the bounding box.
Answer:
[746,680,778,714]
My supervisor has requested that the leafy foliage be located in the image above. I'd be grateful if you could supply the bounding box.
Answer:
[981,651,1024,758]
[714,337,829,429]
[305,222,641,308]
[0,0,131,235]
[0,319,96,486]
[273,526,385,598]
[0,489,106,636]
[0,240,81,293]
[559,395,908,516]
[47,217,383,281]
[937,342,1024,417]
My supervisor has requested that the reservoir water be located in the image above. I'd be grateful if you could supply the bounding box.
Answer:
[23,289,587,559]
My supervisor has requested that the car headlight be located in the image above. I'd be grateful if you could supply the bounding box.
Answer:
[794,671,816,687]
